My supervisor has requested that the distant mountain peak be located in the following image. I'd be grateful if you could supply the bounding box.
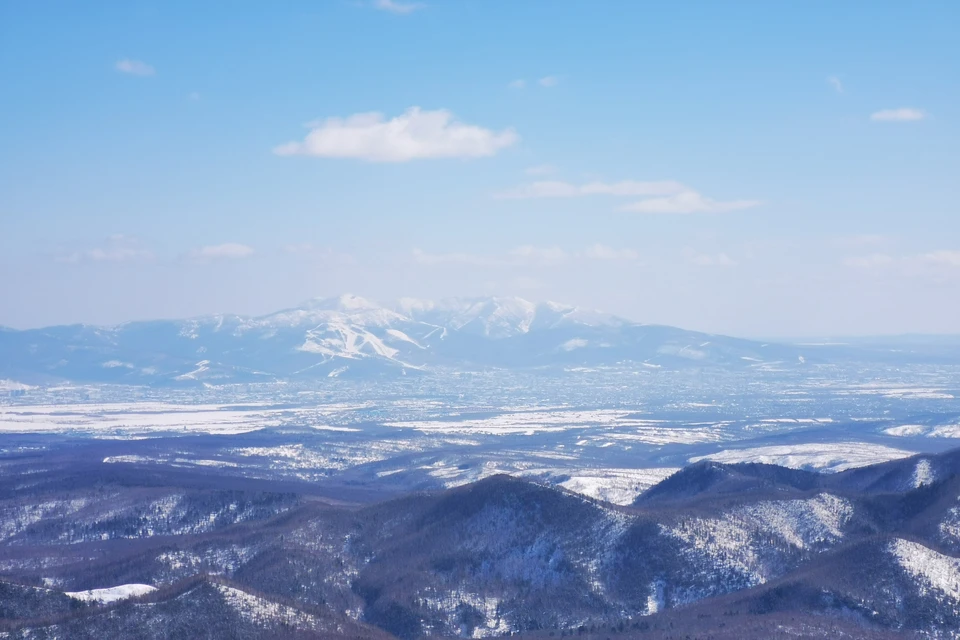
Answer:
[0,292,823,384]
[297,293,382,312]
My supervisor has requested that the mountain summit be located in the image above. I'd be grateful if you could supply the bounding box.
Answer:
[0,294,812,384]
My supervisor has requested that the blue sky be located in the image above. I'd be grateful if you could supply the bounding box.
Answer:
[1,1,957,336]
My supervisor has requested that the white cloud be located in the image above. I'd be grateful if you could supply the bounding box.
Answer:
[496,179,759,215]
[508,245,568,266]
[683,248,737,267]
[843,253,895,269]
[827,76,843,93]
[870,108,926,122]
[921,250,960,268]
[412,248,498,267]
[508,79,526,89]
[274,107,517,162]
[525,164,556,176]
[413,244,640,268]
[282,243,315,255]
[115,59,155,76]
[539,76,560,87]
[187,243,255,261]
[830,234,889,249]
[282,244,356,265]
[57,235,154,264]
[511,275,542,290]
[373,0,424,14]
[412,246,567,268]
[583,244,639,261]
[621,191,761,214]
[496,179,686,199]
[840,250,960,276]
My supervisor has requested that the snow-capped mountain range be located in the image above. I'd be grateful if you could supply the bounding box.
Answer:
[0,294,928,385]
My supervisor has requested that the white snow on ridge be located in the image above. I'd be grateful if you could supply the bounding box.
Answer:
[889,539,960,603]
[420,589,509,637]
[884,424,930,437]
[216,583,319,629]
[298,322,400,360]
[912,459,936,487]
[557,468,680,505]
[689,442,916,473]
[885,423,960,439]
[386,328,424,348]
[664,493,854,589]
[941,507,960,545]
[560,338,589,351]
[737,494,853,550]
[175,360,210,380]
[67,583,156,604]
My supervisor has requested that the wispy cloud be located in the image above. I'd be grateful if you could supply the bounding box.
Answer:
[274,107,517,162]
[508,77,560,89]
[187,243,255,262]
[412,246,567,268]
[583,244,640,261]
[57,235,154,264]
[830,234,890,249]
[282,243,357,265]
[921,250,960,268]
[842,250,960,276]
[496,180,686,199]
[843,253,895,269]
[870,108,926,122]
[683,248,737,267]
[373,0,425,14]
[412,248,501,267]
[620,191,761,215]
[413,244,639,267]
[827,75,843,94]
[524,164,557,176]
[508,245,568,266]
[497,179,759,215]
[115,59,155,76]
[282,243,315,255]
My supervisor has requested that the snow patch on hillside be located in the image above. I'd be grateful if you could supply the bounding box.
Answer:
[885,423,960,438]
[912,459,936,487]
[665,493,854,595]
[738,494,853,550]
[558,468,679,505]
[420,589,509,637]
[216,583,319,629]
[889,538,960,603]
[689,442,915,472]
[298,323,400,360]
[940,507,960,545]
[67,583,156,603]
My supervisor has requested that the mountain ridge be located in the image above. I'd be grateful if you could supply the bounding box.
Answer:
[4,294,957,385]
[3,446,960,638]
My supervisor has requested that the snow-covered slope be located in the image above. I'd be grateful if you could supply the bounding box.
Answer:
[66,583,157,603]
[0,294,838,384]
